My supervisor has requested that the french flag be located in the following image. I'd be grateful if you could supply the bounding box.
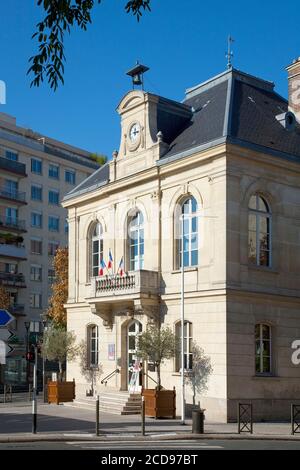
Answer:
[99,258,106,276]
[118,256,124,277]
[108,249,113,269]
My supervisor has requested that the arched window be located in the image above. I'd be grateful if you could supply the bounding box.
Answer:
[88,325,99,367]
[175,321,193,372]
[248,195,271,267]
[176,196,198,268]
[91,223,103,277]
[128,211,144,271]
[255,324,272,374]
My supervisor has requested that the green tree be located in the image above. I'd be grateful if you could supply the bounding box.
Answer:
[90,153,108,166]
[78,340,103,396]
[136,325,177,389]
[47,247,68,327]
[28,0,151,90]
[42,325,79,380]
[184,342,213,407]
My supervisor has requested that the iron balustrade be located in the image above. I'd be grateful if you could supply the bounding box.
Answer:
[0,271,26,286]
[0,187,26,202]
[0,156,26,176]
[0,215,26,231]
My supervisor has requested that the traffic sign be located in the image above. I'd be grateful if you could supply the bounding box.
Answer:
[5,344,14,355]
[0,329,14,342]
[0,309,15,327]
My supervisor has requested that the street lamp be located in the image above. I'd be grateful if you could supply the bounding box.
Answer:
[41,318,48,403]
[24,321,30,384]
[179,211,201,425]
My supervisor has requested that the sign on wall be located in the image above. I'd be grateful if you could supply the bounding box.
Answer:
[108,343,115,361]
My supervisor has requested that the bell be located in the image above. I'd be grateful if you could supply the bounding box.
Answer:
[133,73,142,86]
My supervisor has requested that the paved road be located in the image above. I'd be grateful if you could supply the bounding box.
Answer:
[1,439,300,450]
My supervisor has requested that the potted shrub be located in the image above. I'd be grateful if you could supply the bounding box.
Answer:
[137,325,177,419]
[42,325,79,404]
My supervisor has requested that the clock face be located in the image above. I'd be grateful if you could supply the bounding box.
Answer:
[129,122,140,142]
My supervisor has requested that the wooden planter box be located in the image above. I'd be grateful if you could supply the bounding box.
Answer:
[142,387,176,419]
[48,380,75,405]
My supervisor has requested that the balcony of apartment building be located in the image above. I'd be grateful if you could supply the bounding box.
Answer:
[0,215,26,233]
[0,155,27,177]
[0,187,26,205]
[9,304,25,316]
[0,271,26,288]
[0,232,26,260]
[86,270,159,326]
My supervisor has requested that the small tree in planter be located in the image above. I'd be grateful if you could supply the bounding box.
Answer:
[184,342,213,409]
[78,340,103,397]
[137,325,177,418]
[42,325,79,381]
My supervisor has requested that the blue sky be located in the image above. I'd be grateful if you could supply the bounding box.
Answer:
[0,1,299,157]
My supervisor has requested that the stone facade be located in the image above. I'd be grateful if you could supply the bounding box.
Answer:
[63,67,300,422]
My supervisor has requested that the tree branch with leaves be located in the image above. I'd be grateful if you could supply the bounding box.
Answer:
[47,247,68,327]
[28,0,151,90]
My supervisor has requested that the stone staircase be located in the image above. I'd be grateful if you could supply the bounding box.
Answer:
[66,391,142,415]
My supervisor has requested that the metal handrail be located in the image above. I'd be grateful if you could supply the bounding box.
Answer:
[143,372,164,389]
[101,368,120,385]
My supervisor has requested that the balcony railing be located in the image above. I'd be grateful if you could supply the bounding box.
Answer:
[0,216,26,231]
[9,304,25,315]
[0,157,26,176]
[90,270,159,300]
[0,271,26,287]
[0,187,26,203]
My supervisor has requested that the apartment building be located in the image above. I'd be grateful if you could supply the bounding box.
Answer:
[0,112,99,384]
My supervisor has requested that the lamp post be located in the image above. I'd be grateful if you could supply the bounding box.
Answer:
[24,321,30,384]
[41,318,48,403]
[180,211,201,425]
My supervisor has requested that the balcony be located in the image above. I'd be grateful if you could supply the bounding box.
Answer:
[9,304,25,315]
[0,272,26,288]
[0,157,27,177]
[90,270,159,300]
[0,244,26,260]
[0,187,26,204]
[0,216,26,232]
[86,270,159,328]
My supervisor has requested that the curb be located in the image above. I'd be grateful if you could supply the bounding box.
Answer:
[1,432,300,443]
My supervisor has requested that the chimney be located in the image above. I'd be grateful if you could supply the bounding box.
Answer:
[286,57,300,122]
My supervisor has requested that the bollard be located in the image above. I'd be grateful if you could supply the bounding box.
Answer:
[95,395,100,436]
[192,409,204,434]
[3,384,6,404]
[28,384,32,401]
[141,396,145,436]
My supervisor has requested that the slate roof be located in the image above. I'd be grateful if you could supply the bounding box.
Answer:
[64,68,300,201]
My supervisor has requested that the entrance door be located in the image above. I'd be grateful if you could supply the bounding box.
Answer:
[127,320,142,390]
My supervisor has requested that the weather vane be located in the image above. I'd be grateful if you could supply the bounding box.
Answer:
[226,35,235,69]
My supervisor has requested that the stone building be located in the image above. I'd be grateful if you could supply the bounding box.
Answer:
[63,60,300,422]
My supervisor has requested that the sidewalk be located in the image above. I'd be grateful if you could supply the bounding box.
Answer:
[0,401,299,442]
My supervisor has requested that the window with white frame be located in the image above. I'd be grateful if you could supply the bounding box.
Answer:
[31,212,42,228]
[176,196,198,268]
[31,158,42,175]
[255,324,272,374]
[30,293,42,308]
[48,190,59,205]
[175,321,193,372]
[248,194,271,267]
[65,169,76,185]
[91,223,103,277]
[31,184,43,201]
[48,216,59,232]
[31,238,42,255]
[49,164,59,179]
[30,265,42,282]
[5,150,18,161]
[88,325,99,367]
[128,211,144,271]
